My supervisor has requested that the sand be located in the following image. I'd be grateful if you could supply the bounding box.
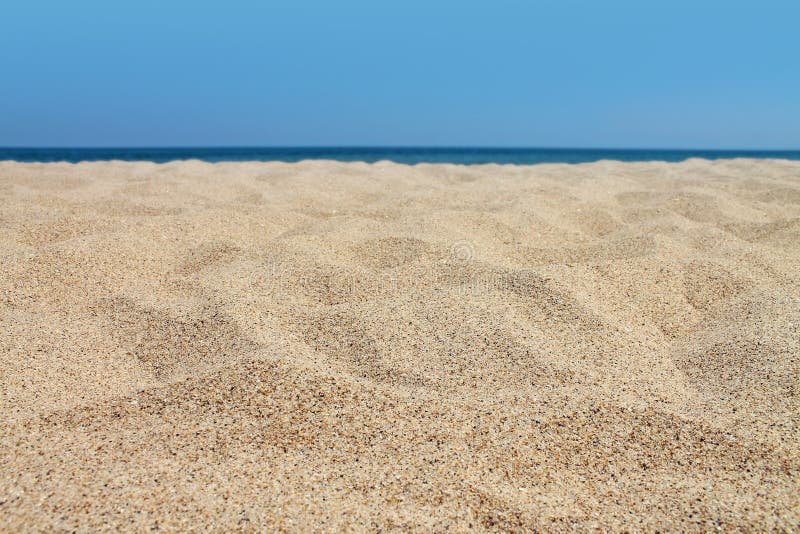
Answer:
[0,158,798,531]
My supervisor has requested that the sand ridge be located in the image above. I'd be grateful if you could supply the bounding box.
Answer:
[0,158,799,530]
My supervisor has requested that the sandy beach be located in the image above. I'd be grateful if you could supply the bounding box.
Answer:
[1,158,798,530]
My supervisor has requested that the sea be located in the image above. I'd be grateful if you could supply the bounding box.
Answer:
[1,147,799,165]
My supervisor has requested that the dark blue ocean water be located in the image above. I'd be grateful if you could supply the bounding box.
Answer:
[1,147,799,165]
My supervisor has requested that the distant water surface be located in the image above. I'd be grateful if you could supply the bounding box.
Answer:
[2,147,799,165]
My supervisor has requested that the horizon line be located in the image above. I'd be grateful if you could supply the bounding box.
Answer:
[1,145,799,152]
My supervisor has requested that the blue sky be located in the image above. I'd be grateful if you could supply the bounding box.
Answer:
[1,0,798,148]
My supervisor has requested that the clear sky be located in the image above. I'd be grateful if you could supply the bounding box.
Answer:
[1,0,799,148]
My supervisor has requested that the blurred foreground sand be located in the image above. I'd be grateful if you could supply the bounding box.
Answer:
[1,159,799,530]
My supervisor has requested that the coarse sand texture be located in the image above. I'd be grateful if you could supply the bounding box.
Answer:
[1,159,799,530]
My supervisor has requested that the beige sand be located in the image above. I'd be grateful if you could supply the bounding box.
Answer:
[1,158,798,531]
